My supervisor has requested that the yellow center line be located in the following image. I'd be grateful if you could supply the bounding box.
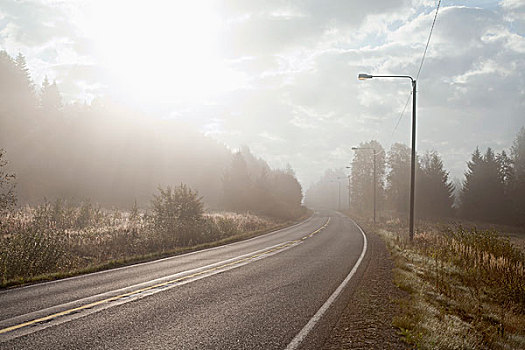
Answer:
[0,217,331,335]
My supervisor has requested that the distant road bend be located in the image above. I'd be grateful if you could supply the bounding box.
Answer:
[0,210,367,350]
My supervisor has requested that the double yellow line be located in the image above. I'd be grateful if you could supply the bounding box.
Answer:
[0,217,330,336]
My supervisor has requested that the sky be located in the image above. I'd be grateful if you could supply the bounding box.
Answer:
[0,0,524,188]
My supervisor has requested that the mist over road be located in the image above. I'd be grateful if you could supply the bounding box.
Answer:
[1,211,367,349]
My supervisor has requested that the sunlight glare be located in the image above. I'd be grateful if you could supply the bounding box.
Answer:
[83,1,241,104]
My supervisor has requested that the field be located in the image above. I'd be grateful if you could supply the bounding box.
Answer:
[0,200,291,288]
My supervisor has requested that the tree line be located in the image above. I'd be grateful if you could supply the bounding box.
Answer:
[0,51,305,220]
[306,128,525,226]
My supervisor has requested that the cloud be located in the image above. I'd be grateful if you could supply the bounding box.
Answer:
[0,0,75,46]
[210,3,525,185]
[218,0,412,57]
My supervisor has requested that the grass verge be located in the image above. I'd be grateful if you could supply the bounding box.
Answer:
[349,215,525,350]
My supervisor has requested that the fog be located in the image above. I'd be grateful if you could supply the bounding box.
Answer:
[0,1,524,216]
[0,49,307,218]
[2,96,231,208]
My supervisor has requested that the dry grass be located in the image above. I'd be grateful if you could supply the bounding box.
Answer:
[351,214,525,349]
[0,200,286,288]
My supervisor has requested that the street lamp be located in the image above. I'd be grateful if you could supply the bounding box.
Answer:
[351,147,380,223]
[358,73,416,241]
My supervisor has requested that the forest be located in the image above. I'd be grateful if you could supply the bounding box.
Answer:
[305,130,525,227]
[0,51,304,220]
[0,51,306,285]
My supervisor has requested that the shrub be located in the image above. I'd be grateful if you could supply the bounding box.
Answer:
[151,184,204,246]
[0,217,68,283]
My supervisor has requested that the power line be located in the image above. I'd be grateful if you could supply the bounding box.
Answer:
[416,0,442,80]
[391,0,441,136]
[392,91,412,136]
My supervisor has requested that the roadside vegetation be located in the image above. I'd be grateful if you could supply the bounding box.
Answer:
[0,50,308,288]
[311,127,525,348]
[350,214,525,349]
[0,189,297,288]
[0,151,307,288]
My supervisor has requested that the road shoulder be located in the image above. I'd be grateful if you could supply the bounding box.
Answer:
[321,227,409,349]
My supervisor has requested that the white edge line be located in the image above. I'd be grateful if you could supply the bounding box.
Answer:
[6,214,315,292]
[285,218,368,350]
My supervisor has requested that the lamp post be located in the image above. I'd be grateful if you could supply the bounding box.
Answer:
[351,147,379,223]
[358,73,416,241]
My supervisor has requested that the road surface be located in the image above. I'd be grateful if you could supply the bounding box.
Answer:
[0,210,367,349]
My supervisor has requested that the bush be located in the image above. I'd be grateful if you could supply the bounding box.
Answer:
[151,184,204,247]
[0,218,68,283]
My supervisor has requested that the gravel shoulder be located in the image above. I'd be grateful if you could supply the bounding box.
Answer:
[321,228,409,349]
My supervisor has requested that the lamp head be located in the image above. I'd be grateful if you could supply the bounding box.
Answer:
[351,147,358,150]
[358,73,373,80]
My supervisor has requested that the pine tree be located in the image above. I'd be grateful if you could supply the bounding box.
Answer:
[496,150,513,188]
[222,152,253,211]
[416,151,454,219]
[40,76,62,111]
[460,147,506,223]
[460,147,483,219]
[14,53,34,97]
[0,51,36,113]
[510,127,525,225]
[386,143,414,215]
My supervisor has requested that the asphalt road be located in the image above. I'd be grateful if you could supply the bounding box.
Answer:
[0,210,367,349]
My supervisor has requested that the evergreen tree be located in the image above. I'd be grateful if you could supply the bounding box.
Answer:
[496,150,513,188]
[40,76,62,111]
[416,151,454,219]
[386,143,414,214]
[271,169,302,207]
[460,147,506,222]
[0,51,36,113]
[222,147,304,219]
[510,127,525,225]
[222,152,253,212]
[14,53,34,99]
[496,150,514,222]
[460,147,483,219]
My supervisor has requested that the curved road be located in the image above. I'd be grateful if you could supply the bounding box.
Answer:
[0,210,367,349]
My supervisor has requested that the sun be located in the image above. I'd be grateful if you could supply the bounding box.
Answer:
[80,1,242,105]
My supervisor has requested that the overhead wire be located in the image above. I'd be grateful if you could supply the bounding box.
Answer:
[416,0,442,81]
[391,0,442,136]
